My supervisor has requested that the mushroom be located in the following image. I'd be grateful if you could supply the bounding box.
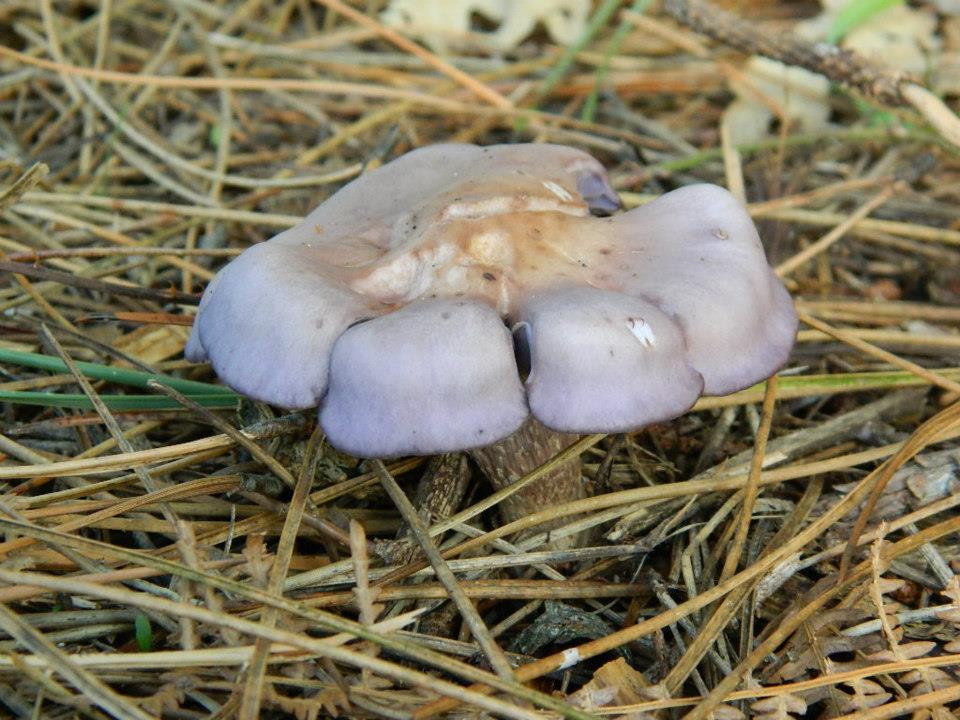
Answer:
[186,143,797,540]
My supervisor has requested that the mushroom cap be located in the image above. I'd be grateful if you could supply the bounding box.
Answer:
[520,286,705,433]
[612,184,798,395]
[187,143,797,457]
[321,298,528,457]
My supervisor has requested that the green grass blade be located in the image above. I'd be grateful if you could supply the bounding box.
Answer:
[694,367,960,410]
[134,613,153,652]
[5,368,956,412]
[0,348,236,397]
[581,0,653,123]
[532,0,623,105]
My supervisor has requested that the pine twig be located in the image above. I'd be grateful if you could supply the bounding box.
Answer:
[663,0,911,105]
[663,0,960,148]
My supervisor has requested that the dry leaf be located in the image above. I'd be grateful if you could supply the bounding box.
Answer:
[874,577,907,596]
[724,57,830,146]
[902,667,955,694]
[567,657,650,715]
[381,0,589,53]
[751,693,808,716]
[264,683,350,720]
[112,324,191,364]
[242,533,273,587]
[840,678,892,711]
[868,641,936,662]
[842,5,941,76]
[138,682,186,716]
[709,704,746,720]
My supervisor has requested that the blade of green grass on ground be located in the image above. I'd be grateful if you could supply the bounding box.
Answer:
[0,348,236,397]
[531,0,623,107]
[581,0,653,123]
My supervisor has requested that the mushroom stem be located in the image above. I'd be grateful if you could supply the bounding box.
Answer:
[468,417,587,547]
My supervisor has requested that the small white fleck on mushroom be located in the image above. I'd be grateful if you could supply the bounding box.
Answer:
[542,180,573,202]
[712,228,729,240]
[627,317,656,348]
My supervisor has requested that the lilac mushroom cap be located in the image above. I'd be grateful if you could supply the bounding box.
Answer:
[186,143,797,457]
